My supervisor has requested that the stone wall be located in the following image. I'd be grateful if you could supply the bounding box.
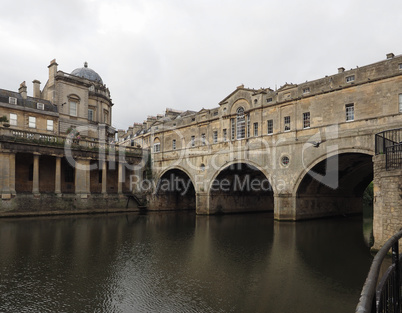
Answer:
[372,154,402,251]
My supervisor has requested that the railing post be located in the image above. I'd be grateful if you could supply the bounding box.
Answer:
[392,241,400,313]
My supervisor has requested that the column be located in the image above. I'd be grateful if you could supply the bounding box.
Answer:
[102,161,107,194]
[9,153,16,196]
[55,157,61,194]
[32,154,40,194]
[118,162,124,194]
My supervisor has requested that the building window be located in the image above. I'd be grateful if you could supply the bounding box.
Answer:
[303,112,310,129]
[9,97,17,105]
[213,111,218,116]
[399,64,402,70]
[104,111,109,123]
[346,104,354,121]
[153,142,160,153]
[70,101,77,116]
[47,120,54,131]
[37,103,44,110]
[172,139,176,150]
[223,129,227,141]
[237,107,246,139]
[213,131,218,143]
[230,118,235,140]
[29,116,36,128]
[346,75,355,83]
[399,94,402,112]
[302,87,310,94]
[267,98,273,103]
[88,109,94,121]
[253,122,258,137]
[267,120,273,135]
[201,133,206,145]
[191,136,195,147]
[281,156,290,166]
[284,116,290,131]
[10,113,17,126]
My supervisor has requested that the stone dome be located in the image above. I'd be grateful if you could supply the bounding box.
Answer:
[71,62,103,84]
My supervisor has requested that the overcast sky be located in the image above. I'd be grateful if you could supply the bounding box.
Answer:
[1,0,402,131]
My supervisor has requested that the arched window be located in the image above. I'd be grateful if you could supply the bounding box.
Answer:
[236,107,245,139]
[153,137,161,153]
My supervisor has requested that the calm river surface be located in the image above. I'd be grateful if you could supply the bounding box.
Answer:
[0,212,373,313]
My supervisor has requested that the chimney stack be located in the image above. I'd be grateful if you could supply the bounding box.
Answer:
[338,67,345,73]
[32,80,41,98]
[386,53,395,59]
[18,81,27,99]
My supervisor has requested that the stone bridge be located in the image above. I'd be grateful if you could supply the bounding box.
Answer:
[142,54,402,248]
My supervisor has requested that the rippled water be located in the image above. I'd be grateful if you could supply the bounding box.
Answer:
[0,212,373,313]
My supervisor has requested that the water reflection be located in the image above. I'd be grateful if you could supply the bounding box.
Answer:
[0,213,372,313]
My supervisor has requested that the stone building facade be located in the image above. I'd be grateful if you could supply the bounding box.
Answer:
[0,60,142,215]
[120,53,402,248]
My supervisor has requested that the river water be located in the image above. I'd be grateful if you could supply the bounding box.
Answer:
[0,212,373,313]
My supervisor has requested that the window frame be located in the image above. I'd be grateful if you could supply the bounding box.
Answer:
[28,116,36,128]
[213,131,218,144]
[267,119,273,135]
[223,128,227,142]
[88,109,94,121]
[303,112,311,129]
[10,113,17,126]
[172,139,176,150]
[284,116,291,132]
[153,142,161,153]
[253,122,258,137]
[236,107,246,139]
[9,97,17,105]
[69,100,77,116]
[47,119,54,131]
[191,136,195,147]
[399,94,402,113]
[346,103,355,121]
[346,75,355,83]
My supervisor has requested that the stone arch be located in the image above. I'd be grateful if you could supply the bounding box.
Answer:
[293,148,374,219]
[153,166,196,211]
[230,98,251,115]
[292,147,374,196]
[207,160,274,214]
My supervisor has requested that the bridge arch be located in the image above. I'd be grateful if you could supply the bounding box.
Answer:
[207,160,274,214]
[153,166,196,211]
[293,148,374,219]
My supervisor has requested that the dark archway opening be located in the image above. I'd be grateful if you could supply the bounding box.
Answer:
[209,163,274,214]
[296,153,373,220]
[155,169,196,210]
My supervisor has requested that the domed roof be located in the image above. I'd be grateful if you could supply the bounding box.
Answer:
[71,62,103,84]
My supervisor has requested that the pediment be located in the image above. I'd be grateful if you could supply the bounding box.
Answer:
[277,83,297,92]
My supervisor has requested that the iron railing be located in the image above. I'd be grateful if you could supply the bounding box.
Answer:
[356,229,402,313]
[375,128,402,170]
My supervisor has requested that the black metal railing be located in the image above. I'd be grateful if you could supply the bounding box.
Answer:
[375,128,402,170]
[356,229,402,313]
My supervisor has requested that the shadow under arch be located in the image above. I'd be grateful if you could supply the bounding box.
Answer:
[154,167,196,211]
[294,150,373,219]
[208,161,274,214]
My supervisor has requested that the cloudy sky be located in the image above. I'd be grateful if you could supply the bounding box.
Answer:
[1,0,402,131]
